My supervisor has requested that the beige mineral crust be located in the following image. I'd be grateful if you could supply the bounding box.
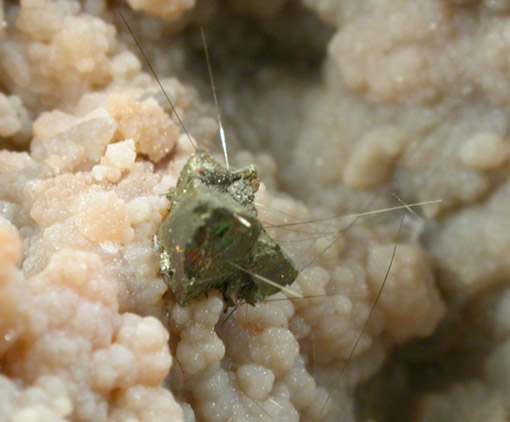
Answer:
[125,0,195,22]
[0,218,182,422]
[283,0,510,420]
[0,0,503,421]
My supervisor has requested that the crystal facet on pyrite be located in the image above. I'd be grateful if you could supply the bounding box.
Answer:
[155,150,298,307]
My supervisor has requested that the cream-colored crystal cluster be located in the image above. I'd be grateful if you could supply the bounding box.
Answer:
[288,0,510,297]
[0,0,506,421]
[283,0,510,420]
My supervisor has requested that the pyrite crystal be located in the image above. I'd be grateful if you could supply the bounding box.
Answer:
[155,150,298,307]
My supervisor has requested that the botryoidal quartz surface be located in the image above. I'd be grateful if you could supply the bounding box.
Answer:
[0,0,507,421]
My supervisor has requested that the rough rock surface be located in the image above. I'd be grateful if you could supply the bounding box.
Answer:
[0,0,507,421]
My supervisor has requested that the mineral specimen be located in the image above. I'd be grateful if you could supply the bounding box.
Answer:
[155,149,298,306]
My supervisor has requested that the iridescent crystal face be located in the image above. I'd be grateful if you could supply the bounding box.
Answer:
[155,150,298,307]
